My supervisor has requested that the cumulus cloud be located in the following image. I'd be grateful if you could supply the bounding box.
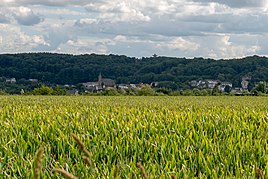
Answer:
[34,21,75,51]
[55,37,112,55]
[191,0,267,8]
[0,0,267,58]
[0,16,10,24]
[85,1,150,22]
[1,0,89,6]
[190,34,262,58]
[0,24,47,52]
[0,8,11,24]
[167,37,200,51]
[74,18,97,26]
[12,6,43,26]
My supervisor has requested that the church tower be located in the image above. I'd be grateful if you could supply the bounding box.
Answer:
[98,72,103,86]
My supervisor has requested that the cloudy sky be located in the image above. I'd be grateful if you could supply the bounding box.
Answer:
[0,0,268,59]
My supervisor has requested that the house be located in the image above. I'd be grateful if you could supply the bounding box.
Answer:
[64,84,70,88]
[117,84,130,90]
[231,88,243,93]
[241,77,251,91]
[150,82,159,87]
[29,79,38,83]
[6,78,16,83]
[67,89,79,95]
[189,80,198,87]
[190,79,219,89]
[219,82,233,92]
[83,82,100,91]
[206,80,220,89]
[198,80,207,88]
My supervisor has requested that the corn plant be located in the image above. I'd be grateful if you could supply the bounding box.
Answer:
[1,96,268,178]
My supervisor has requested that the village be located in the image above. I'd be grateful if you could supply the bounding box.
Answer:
[189,76,251,93]
[0,74,256,95]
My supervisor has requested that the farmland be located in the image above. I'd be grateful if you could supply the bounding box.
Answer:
[1,96,268,178]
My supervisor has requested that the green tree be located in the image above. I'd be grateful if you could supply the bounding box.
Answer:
[137,85,156,96]
[224,85,232,93]
[251,81,267,95]
[53,86,67,95]
[212,85,221,96]
[33,85,54,95]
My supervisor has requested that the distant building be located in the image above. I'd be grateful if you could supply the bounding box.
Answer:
[67,89,79,95]
[231,88,243,94]
[190,80,198,87]
[117,84,130,90]
[198,80,207,89]
[6,78,16,83]
[241,76,251,91]
[150,82,159,87]
[83,73,115,92]
[190,79,220,89]
[83,82,99,91]
[219,82,233,92]
[29,79,38,83]
[206,80,220,89]
[64,84,70,88]
[98,73,115,88]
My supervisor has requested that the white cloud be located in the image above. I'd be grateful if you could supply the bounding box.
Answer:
[0,13,10,23]
[56,37,111,55]
[36,8,87,16]
[114,35,127,41]
[85,1,150,22]
[0,6,43,26]
[0,24,47,53]
[1,0,89,6]
[0,0,267,58]
[191,0,267,8]
[75,18,97,26]
[191,34,262,58]
[12,6,43,25]
[167,37,200,51]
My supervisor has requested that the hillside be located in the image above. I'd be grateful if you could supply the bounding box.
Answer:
[0,53,268,90]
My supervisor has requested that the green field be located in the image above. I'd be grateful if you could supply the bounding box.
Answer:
[1,96,268,178]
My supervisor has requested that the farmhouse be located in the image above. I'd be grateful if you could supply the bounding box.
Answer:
[219,82,233,92]
[190,79,220,89]
[6,78,16,83]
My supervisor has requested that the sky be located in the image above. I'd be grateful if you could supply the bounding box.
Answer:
[0,0,268,59]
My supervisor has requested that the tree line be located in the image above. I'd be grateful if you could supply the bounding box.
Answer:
[0,53,268,92]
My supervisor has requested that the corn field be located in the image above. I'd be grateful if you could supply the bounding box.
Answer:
[1,96,268,178]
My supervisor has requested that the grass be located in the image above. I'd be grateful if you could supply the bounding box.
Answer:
[1,96,268,178]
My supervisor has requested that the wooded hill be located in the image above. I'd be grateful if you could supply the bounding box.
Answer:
[0,53,268,90]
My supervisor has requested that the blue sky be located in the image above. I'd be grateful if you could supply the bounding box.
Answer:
[0,0,268,58]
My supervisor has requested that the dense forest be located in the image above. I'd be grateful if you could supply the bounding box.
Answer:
[0,53,268,90]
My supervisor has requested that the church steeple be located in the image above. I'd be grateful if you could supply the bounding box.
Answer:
[98,72,102,85]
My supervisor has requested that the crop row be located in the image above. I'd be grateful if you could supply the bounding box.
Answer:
[1,96,268,178]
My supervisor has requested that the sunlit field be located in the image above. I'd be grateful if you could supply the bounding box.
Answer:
[1,96,268,178]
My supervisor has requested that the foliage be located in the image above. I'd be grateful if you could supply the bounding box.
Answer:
[137,85,156,96]
[53,86,67,95]
[224,85,232,93]
[31,85,68,95]
[32,85,54,95]
[0,89,8,95]
[212,85,222,96]
[0,53,268,90]
[251,81,268,95]
[1,96,268,178]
